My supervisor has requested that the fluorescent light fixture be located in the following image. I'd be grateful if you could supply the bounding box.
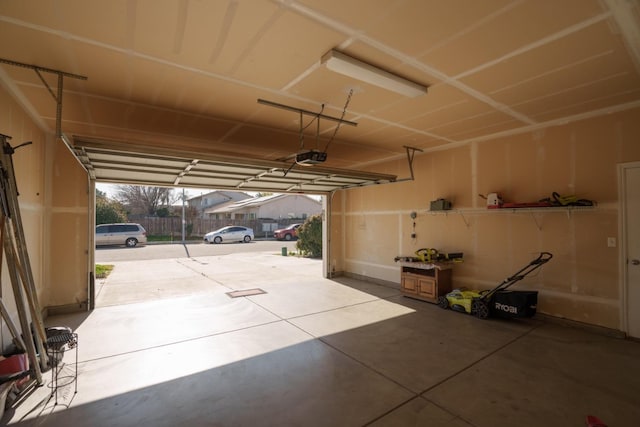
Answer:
[321,49,427,98]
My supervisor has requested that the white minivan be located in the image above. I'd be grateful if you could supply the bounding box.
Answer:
[95,223,147,247]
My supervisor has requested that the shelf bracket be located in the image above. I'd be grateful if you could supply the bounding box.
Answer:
[565,209,572,221]
[394,146,424,182]
[529,211,543,230]
[459,210,470,228]
[0,58,87,137]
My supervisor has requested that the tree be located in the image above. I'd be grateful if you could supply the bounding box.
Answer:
[96,189,127,224]
[115,185,178,216]
[296,214,322,258]
[156,207,171,217]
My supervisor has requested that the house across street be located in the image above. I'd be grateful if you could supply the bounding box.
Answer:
[188,191,322,220]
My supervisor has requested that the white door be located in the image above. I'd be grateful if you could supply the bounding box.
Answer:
[622,164,640,338]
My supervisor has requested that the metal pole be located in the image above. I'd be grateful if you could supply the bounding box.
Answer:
[88,177,96,310]
[181,188,186,243]
[2,139,49,370]
[56,74,63,137]
[2,220,43,384]
[0,296,26,351]
[323,194,330,279]
[257,99,358,127]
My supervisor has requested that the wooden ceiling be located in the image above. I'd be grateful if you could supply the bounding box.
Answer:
[1,0,639,183]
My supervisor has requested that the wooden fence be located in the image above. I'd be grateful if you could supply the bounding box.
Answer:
[134,217,305,239]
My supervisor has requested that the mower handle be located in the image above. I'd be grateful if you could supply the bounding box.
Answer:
[532,252,553,265]
[479,251,553,301]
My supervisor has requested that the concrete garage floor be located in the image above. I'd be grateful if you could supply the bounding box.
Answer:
[4,252,640,426]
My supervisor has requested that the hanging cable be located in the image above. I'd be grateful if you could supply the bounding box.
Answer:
[298,111,304,150]
[298,105,325,150]
[323,89,353,154]
[301,104,324,131]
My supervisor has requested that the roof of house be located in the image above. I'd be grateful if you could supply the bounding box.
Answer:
[187,190,251,202]
[204,194,320,214]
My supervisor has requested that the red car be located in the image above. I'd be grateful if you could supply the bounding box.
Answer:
[273,223,301,241]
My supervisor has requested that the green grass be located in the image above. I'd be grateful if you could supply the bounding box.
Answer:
[95,264,114,279]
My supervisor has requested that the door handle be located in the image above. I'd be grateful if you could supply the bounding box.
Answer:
[632,259,640,266]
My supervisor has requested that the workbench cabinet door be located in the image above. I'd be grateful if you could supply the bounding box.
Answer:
[417,277,436,299]
[401,274,419,294]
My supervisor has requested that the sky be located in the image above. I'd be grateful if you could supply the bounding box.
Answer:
[95,183,321,203]
[96,182,256,201]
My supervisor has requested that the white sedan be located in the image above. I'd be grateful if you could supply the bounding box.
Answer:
[204,226,254,244]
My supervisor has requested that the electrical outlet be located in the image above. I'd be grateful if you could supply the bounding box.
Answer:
[607,237,616,248]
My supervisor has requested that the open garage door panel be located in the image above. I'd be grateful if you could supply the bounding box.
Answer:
[71,137,397,194]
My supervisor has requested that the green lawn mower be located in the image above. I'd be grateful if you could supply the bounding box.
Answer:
[438,252,553,319]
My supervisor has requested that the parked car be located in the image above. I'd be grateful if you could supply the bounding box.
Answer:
[273,223,301,241]
[96,223,147,247]
[204,226,254,244]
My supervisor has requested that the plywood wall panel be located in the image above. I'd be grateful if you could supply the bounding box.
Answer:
[536,130,576,199]
[48,209,89,307]
[52,146,88,207]
[424,148,473,207]
[540,296,619,329]
[616,109,640,161]
[343,212,399,283]
[19,206,45,307]
[572,131,621,205]
[476,139,511,197]
[49,139,90,309]
[0,84,48,350]
[495,138,540,203]
[332,106,640,331]
[573,211,618,299]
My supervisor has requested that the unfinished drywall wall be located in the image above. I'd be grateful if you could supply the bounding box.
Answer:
[0,84,47,350]
[332,107,640,331]
[47,139,89,311]
[0,83,90,351]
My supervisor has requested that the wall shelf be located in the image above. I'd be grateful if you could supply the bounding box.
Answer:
[426,205,596,214]
[425,205,598,230]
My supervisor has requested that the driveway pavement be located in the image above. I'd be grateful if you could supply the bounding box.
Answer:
[94,249,321,307]
[95,240,299,262]
[8,250,639,426]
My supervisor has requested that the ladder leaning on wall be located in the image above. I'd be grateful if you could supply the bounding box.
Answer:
[0,133,48,386]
